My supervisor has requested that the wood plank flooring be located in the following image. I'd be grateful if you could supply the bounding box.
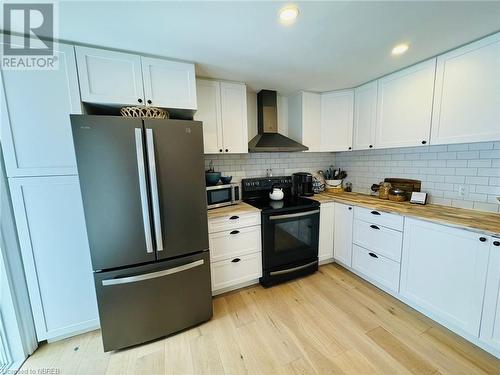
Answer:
[21,264,500,374]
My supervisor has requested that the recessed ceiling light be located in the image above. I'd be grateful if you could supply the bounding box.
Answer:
[392,43,409,55]
[279,6,299,24]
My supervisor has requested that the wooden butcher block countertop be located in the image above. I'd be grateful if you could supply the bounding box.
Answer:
[207,202,260,219]
[312,192,500,237]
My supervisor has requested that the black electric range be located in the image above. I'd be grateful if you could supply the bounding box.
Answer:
[242,176,320,287]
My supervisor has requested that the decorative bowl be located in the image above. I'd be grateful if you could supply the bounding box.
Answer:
[325,179,343,187]
[205,172,221,186]
[220,176,232,184]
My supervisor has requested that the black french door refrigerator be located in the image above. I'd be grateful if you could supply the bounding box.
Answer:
[71,115,212,351]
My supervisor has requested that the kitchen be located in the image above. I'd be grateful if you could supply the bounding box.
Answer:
[1,1,500,374]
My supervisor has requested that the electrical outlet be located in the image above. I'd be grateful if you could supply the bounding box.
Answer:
[458,185,468,198]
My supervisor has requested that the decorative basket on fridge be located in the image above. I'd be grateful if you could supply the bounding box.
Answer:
[120,106,169,119]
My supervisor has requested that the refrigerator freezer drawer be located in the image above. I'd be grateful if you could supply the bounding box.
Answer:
[94,251,212,351]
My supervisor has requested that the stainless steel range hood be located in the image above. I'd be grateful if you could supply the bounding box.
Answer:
[248,90,308,152]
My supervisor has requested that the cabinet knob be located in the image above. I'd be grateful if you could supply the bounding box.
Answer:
[225,149,229,152]
[421,140,427,145]
[479,237,487,242]
[348,147,352,150]
[138,98,143,103]
[493,241,500,246]
[219,149,223,153]
[369,145,373,148]
[231,258,241,263]
[147,99,152,104]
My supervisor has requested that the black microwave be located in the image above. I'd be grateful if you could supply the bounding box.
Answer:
[206,183,241,209]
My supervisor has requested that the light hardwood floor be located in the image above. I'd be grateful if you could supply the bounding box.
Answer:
[21,264,500,374]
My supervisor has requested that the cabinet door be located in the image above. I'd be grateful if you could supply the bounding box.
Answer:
[320,90,354,152]
[220,82,248,154]
[480,239,500,354]
[302,92,322,152]
[401,218,490,337]
[75,46,144,106]
[1,43,81,177]
[319,202,335,262]
[9,176,98,341]
[353,82,377,150]
[375,59,435,149]
[194,80,223,154]
[333,203,353,267]
[141,57,197,110]
[431,33,500,145]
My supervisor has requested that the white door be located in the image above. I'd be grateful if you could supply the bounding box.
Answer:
[302,92,322,152]
[333,203,353,267]
[400,218,490,337]
[220,82,248,154]
[353,82,377,150]
[194,80,223,154]
[480,238,500,355]
[75,46,144,106]
[319,202,335,262]
[141,57,197,110]
[1,43,81,177]
[320,90,354,152]
[375,59,436,149]
[431,33,500,145]
[9,176,98,341]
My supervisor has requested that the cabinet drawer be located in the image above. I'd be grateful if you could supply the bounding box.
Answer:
[353,219,403,262]
[352,245,400,293]
[354,206,403,231]
[211,252,262,292]
[208,212,260,233]
[209,226,261,262]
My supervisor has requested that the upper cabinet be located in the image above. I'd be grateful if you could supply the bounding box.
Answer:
[1,43,81,177]
[287,91,323,152]
[75,46,196,110]
[353,82,377,150]
[141,57,196,109]
[75,46,144,106]
[431,33,500,145]
[194,79,248,154]
[320,90,354,152]
[375,59,436,149]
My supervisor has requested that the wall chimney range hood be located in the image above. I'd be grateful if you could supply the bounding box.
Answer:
[248,90,308,152]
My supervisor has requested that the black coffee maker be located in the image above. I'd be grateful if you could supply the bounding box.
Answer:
[292,172,314,197]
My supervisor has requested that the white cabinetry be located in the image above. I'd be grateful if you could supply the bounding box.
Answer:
[8,176,98,341]
[320,90,354,152]
[480,238,500,356]
[195,80,248,154]
[318,202,334,263]
[400,218,490,337]
[375,59,436,149]
[333,203,353,267]
[75,46,196,109]
[431,33,500,145]
[288,91,321,152]
[1,43,81,177]
[208,212,261,294]
[353,82,377,150]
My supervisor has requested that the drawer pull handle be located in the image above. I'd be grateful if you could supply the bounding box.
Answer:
[371,210,381,215]
[493,241,500,247]
[229,215,239,220]
[231,258,241,263]
[230,230,240,235]
[370,225,380,230]
[368,252,378,259]
[479,237,487,242]
[348,207,352,210]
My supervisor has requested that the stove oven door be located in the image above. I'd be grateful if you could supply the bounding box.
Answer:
[262,208,320,273]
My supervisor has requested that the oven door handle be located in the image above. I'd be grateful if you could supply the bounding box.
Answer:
[269,209,320,221]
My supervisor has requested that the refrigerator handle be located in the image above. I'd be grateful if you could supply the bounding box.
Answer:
[145,128,164,252]
[134,128,154,254]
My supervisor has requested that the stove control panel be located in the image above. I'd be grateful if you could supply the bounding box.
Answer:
[242,176,292,192]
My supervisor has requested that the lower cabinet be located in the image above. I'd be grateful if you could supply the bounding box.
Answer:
[8,176,98,341]
[208,212,262,295]
[318,202,334,262]
[333,203,353,267]
[400,218,490,337]
[480,238,500,355]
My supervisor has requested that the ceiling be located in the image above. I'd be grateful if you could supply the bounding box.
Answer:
[56,1,500,94]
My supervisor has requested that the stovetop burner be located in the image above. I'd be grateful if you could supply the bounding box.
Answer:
[244,196,319,213]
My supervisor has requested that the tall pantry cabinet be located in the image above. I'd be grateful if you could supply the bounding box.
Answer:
[0,43,98,341]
